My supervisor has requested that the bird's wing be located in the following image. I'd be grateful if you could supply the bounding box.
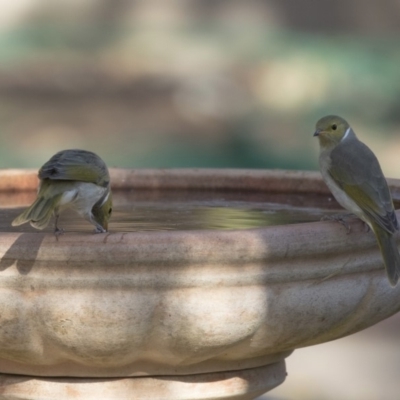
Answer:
[329,138,398,233]
[39,150,109,187]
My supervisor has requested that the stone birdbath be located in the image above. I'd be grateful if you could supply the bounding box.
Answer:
[0,168,399,400]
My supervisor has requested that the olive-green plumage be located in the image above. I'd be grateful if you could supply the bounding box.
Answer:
[39,149,110,187]
[314,115,400,286]
[12,149,112,234]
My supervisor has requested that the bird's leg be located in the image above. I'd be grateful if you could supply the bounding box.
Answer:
[54,213,64,236]
[321,213,354,234]
[84,213,107,234]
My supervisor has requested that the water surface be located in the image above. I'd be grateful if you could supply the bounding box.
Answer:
[2,190,341,233]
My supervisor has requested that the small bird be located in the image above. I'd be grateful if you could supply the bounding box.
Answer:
[314,115,400,286]
[12,149,112,234]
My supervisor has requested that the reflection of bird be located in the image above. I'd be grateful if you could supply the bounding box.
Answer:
[314,115,400,286]
[12,149,112,234]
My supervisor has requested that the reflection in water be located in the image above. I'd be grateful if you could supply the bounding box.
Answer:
[2,190,341,233]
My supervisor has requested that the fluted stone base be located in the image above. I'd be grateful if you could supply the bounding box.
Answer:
[0,362,286,400]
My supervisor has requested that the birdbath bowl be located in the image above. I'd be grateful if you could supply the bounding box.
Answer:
[0,168,399,400]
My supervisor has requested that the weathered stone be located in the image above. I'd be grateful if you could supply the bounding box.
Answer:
[0,169,399,399]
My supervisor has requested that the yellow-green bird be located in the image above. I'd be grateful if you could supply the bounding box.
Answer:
[12,149,112,234]
[314,115,400,287]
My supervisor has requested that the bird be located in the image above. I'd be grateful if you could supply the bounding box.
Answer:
[12,149,112,234]
[314,115,400,286]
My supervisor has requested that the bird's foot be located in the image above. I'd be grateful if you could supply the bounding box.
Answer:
[321,213,355,234]
[54,227,64,240]
[93,226,107,234]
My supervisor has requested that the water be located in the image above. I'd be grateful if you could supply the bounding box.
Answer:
[2,190,341,233]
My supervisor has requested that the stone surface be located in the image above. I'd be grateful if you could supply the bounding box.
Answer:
[0,362,285,400]
[0,169,399,396]
[0,213,399,377]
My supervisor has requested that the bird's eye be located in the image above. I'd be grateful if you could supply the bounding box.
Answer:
[332,124,337,130]
[109,208,113,216]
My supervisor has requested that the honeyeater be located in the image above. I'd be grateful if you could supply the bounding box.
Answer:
[12,149,112,234]
[314,115,400,286]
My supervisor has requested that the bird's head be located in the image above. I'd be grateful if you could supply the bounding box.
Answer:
[313,115,351,148]
[92,190,112,232]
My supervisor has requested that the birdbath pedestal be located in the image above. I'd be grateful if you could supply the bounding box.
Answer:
[0,169,399,400]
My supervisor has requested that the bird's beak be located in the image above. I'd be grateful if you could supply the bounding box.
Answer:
[313,129,322,137]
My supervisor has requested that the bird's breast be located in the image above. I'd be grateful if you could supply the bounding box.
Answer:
[319,152,366,222]
[59,182,107,213]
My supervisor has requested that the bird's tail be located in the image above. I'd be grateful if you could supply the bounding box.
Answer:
[373,226,400,287]
[12,195,61,230]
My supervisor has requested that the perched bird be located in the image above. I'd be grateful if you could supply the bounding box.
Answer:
[12,149,112,234]
[314,115,400,286]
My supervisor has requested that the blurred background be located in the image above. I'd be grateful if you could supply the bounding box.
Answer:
[1,1,400,399]
[1,0,400,174]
